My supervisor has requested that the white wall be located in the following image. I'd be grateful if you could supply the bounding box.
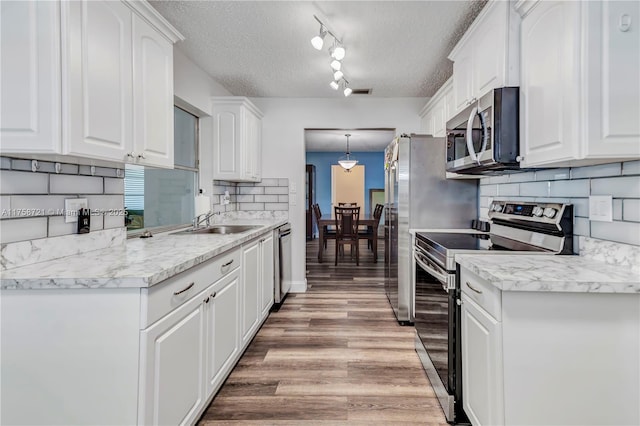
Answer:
[251,97,426,290]
[173,49,232,201]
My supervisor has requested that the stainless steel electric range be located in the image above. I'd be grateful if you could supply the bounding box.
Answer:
[413,201,574,424]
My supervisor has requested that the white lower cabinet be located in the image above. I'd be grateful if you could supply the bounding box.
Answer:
[139,290,206,426]
[459,266,640,426]
[205,269,241,396]
[1,231,276,425]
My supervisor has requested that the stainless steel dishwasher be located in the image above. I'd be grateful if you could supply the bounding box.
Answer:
[273,223,292,309]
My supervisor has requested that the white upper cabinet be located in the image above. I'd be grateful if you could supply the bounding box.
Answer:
[212,97,263,182]
[0,0,183,168]
[64,0,133,163]
[419,78,453,137]
[517,0,640,167]
[132,13,175,168]
[449,0,520,114]
[0,1,61,153]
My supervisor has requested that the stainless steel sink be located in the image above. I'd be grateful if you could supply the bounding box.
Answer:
[172,225,261,235]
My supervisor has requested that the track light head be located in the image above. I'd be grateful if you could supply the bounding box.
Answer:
[333,70,344,81]
[343,86,353,97]
[311,25,327,50]
[329,80,340,90]
[330,59,342,71]
[331,45,346,61]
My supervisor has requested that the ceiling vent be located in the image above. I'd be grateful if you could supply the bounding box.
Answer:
[351,88,372,95]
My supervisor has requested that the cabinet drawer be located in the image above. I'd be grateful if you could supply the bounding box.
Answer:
[140,248,240,328]
[460,266,502,321]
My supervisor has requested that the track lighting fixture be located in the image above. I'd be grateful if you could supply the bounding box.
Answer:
[311,15,355,96]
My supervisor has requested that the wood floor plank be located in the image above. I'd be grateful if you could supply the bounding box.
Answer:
[197,239,447,425]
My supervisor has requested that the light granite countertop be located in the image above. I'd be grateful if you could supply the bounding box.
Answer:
[456,254,640,293]
[0,218,288,290]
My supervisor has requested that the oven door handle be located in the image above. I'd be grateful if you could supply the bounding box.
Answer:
[414,252,449,291]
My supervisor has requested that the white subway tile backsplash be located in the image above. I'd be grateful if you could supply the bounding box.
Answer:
[236,194,253,203]
[11,159,39,172]
[497,183,519,196]
[506,171,536,183]
[91,214,105,232]
[536,168,570,181]
[1,157,11,169]
[613,199,623,221]
[520,182,549,197]
[0,170,48,194]
[623,200,640,222]
[8,195,69,217]
[482,175,509,184]
[264,186,288,195]
[50,175,103,194]
[254,195,278,203]
[83,195,123,212]
[591,176,640,198]
[591,221,640,246]
[264,203,288,211]
[104,178,124,194]
[479,207,489,220]
[573,217,590,236]
[549,179,590,197]
[48,216,77,237]
[278,179,289,187]
[239,203,264,211]
[255,178,279,187]
[103,214,123,229]
[570,163,622,179]
[479,185,498,196]
[0,196,10,212]
[278,195,289,203]
[59,164,79,174]
[239,186,264,195]
[622,160,640,176]
[570,198,589,218]
[0,217,47,243]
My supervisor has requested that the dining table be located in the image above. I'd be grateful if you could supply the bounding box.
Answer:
[317,213,379,263]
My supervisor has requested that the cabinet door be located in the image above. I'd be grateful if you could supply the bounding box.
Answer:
[212,105,243,180]
[586,0,640,158]
[443,83,455,125]
[432,99,446,137]
[473,1,506,98]
[64,0,133,162]
[452,48,473,112]
[205,269,240,395]
[462,295,504,426]
[133,14,174,168]
[421,110,434,136]
[260,235,274,316]
[0,1,61,154]
[139,293,205,426]
[519,1,580,167]
[242,240,261,344]
[251,112,262,181]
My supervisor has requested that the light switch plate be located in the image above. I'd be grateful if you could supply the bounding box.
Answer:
[290,182,296,193]
[289,193,297,206]
[65,198,88,223]
[589,195,613,222]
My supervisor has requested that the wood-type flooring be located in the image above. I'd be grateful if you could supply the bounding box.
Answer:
[197,239,447,425]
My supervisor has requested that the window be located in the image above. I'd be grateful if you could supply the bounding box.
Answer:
[125,106,199,232]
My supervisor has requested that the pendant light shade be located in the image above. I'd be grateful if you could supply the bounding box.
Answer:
[338,133,358,170]
[330,59,342,71]
[311,25,327,50]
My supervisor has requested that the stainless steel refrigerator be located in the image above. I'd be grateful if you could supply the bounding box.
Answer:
[384,134,478,324]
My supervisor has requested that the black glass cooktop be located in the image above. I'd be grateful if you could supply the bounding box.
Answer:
[417,232,493,251]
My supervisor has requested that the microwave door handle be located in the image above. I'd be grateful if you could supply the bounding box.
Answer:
[476,108,489,162]
[466,105,479,163]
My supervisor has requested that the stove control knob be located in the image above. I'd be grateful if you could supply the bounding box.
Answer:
[492,203,503,212]
[532,206,544,217]
[543,207,557,218]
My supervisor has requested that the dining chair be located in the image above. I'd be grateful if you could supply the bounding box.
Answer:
[313,204,335,249]
[334,206,360,266]
[359,203,384,253]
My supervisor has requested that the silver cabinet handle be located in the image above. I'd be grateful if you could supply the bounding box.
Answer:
[211,291,217,299]
[516,155,524,162]
[126,152,136,159]
[137,153,146,160]
[173,281,195,295]
[466,281,483,294]
[222,259,234,268]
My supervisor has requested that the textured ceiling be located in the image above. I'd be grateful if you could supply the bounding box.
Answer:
[150,1,487,98]
[305,129,396,152]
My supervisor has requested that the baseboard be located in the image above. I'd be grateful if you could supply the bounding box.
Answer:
[289,279,307,293]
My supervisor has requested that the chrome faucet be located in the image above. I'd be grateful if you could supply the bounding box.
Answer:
[192,211,216,229]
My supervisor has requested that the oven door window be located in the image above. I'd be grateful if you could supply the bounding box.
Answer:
[414,264,452,390]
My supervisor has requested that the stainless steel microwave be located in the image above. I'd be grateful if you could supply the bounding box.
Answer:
[446,87,520,174]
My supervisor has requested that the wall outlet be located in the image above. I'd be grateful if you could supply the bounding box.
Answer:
[290,182,296,193]
[220,190,230,205]
[65,198,88,223]
[589,195,613,222]
[289,193,297,206]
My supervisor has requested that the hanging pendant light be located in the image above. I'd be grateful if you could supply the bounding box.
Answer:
[338,133,358,170]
